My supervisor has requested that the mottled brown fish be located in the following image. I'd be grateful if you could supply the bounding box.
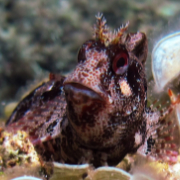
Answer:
[5,13,179,167]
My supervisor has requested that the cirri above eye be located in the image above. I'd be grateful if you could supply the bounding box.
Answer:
[112,51,128,75]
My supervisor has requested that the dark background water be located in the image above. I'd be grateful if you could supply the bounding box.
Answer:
[0,0,180,117]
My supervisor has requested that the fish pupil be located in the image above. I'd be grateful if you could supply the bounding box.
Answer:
[116,57,126,68]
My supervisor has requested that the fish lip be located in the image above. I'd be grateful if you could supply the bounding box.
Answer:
[63,82,105,102]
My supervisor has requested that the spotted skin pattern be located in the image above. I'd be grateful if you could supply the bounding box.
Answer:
[5,14,179,166]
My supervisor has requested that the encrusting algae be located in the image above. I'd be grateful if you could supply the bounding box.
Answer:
[0,129,42,179]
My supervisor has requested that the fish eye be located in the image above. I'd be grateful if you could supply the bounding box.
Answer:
[77,40,94,63]
[112,51,129,75]
[77,45,86,63]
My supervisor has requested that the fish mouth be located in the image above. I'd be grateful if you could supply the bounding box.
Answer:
[63,82,105,103]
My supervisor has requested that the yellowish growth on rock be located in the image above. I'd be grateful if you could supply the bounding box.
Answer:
[0,129,41,179]
[4,102,18,118]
